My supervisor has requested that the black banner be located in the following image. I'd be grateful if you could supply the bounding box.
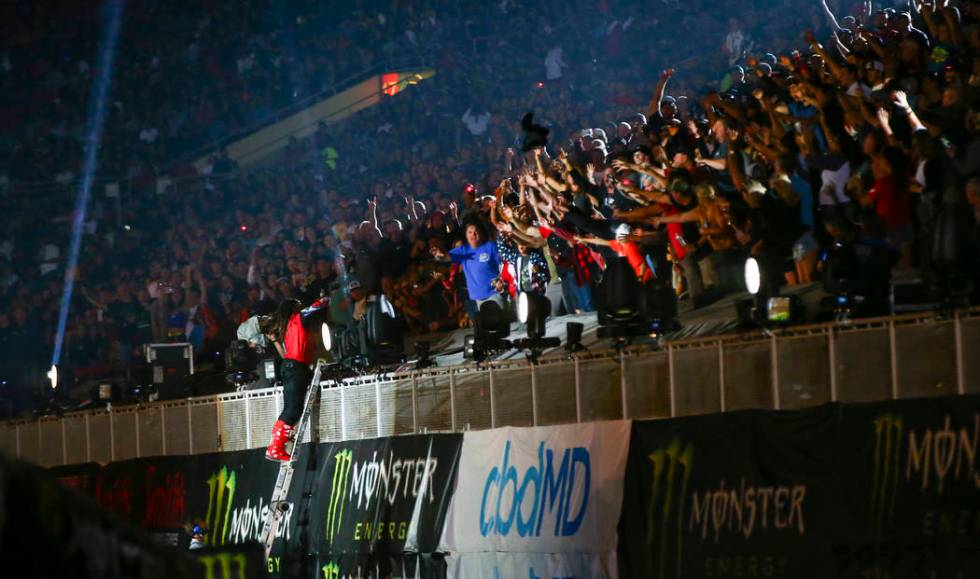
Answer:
[309,434,462,570]
[620,396,980,579]
[835,395,980,578]
[619,405,839,579]
[190,543,267,579]
[2,453,189,579]
[316,553,447,579]
[45,434,461,578]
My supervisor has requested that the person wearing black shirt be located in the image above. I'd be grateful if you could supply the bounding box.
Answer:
[302,257,337,303]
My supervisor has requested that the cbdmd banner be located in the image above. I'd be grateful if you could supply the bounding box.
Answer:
[440,420,630,578]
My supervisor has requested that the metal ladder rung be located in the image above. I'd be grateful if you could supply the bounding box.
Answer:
[258,361,323,558]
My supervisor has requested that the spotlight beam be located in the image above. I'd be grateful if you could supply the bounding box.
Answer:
[50,0,126,369]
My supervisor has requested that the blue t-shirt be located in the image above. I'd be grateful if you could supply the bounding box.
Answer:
[790,173,815,229]
[449,240,500,301]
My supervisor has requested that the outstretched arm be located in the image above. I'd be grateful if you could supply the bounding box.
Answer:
[646,68,674,118]
[368,197,383,237]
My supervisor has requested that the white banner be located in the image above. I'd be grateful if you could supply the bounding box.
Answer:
[438,420,630,558]
[446,551,617,579]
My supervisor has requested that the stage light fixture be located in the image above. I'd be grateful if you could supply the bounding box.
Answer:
[367,294,403,350]
[321,322,332,352]
[597,257,679,345]
[325,294,406,368]
[565,322,586,353]
[518,292,551,339]
[47,365,59,390]
[463,335,478,360]
[744,257,761,295]
[475,300,510,341]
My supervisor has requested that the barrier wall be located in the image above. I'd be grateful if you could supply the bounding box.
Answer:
[4,311,979,470]
[43,395,980,578]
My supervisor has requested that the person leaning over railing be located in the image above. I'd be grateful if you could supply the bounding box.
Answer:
[259,296,327,462]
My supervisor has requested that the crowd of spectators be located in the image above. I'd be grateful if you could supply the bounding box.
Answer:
[1,0,979,414]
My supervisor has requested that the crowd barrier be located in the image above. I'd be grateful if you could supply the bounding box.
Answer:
[2,309,978,469]
[40,395,980,578]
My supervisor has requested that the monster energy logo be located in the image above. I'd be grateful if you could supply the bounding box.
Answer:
[196,552,248,579]
[205,466,238,546]
[325,449,353,544]
[321,561,340,579]
[646,438,694,579]
[871,414,903,537]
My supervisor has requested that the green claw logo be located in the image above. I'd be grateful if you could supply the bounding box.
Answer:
[870,414,902,537]
[204,466,237,546]
[645,438,694,579]
[196,552,248,579]
[325,449,353,544]
[321,561,340,579]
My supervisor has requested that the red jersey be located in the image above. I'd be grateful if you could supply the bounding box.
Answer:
[610,239,653,283]
[283,313,314,364]
[283,297,328,364]
[868,176,911,232]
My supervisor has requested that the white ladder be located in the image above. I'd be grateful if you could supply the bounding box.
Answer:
[258,360,323,559]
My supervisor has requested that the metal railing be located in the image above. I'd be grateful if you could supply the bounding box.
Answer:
[2,309,978,467]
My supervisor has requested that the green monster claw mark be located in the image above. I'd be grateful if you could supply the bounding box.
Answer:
[676,443,693,579]
[326,449,353,544]
[222,470,236,545]
[870,414,902,537]
[321,561,340,579]
[646,449,666,546]
[204,466,237,546]
[197,552,248,579]
[205,472,218,544]
[646,438,695,579]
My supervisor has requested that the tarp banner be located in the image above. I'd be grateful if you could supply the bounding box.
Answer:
[310,434,463,560]
[439,420,630,578]
[834,395,980,577]
[618,406,839,579]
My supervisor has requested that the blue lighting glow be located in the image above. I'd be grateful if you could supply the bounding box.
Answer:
[51,0,125,369]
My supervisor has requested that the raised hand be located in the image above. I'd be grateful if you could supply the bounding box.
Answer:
[875,107,890,127]
[892,90,910,111]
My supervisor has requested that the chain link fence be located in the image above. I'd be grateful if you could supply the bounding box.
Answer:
[2,310,978,468]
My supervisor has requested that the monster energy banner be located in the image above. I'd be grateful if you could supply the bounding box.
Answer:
[835,395,980,577]
[317,553,447,579]
[620,396,980,578]
[45,447,308,571]
[190,543,266,579]
[310,434,463,576]
[619,406,839,579]
[185,447,312,572]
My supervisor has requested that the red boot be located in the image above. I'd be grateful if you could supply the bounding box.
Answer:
[265,420,295,462]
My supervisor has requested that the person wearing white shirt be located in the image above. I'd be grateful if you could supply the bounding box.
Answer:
[544,46,566,81]
[462,107,491,136]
